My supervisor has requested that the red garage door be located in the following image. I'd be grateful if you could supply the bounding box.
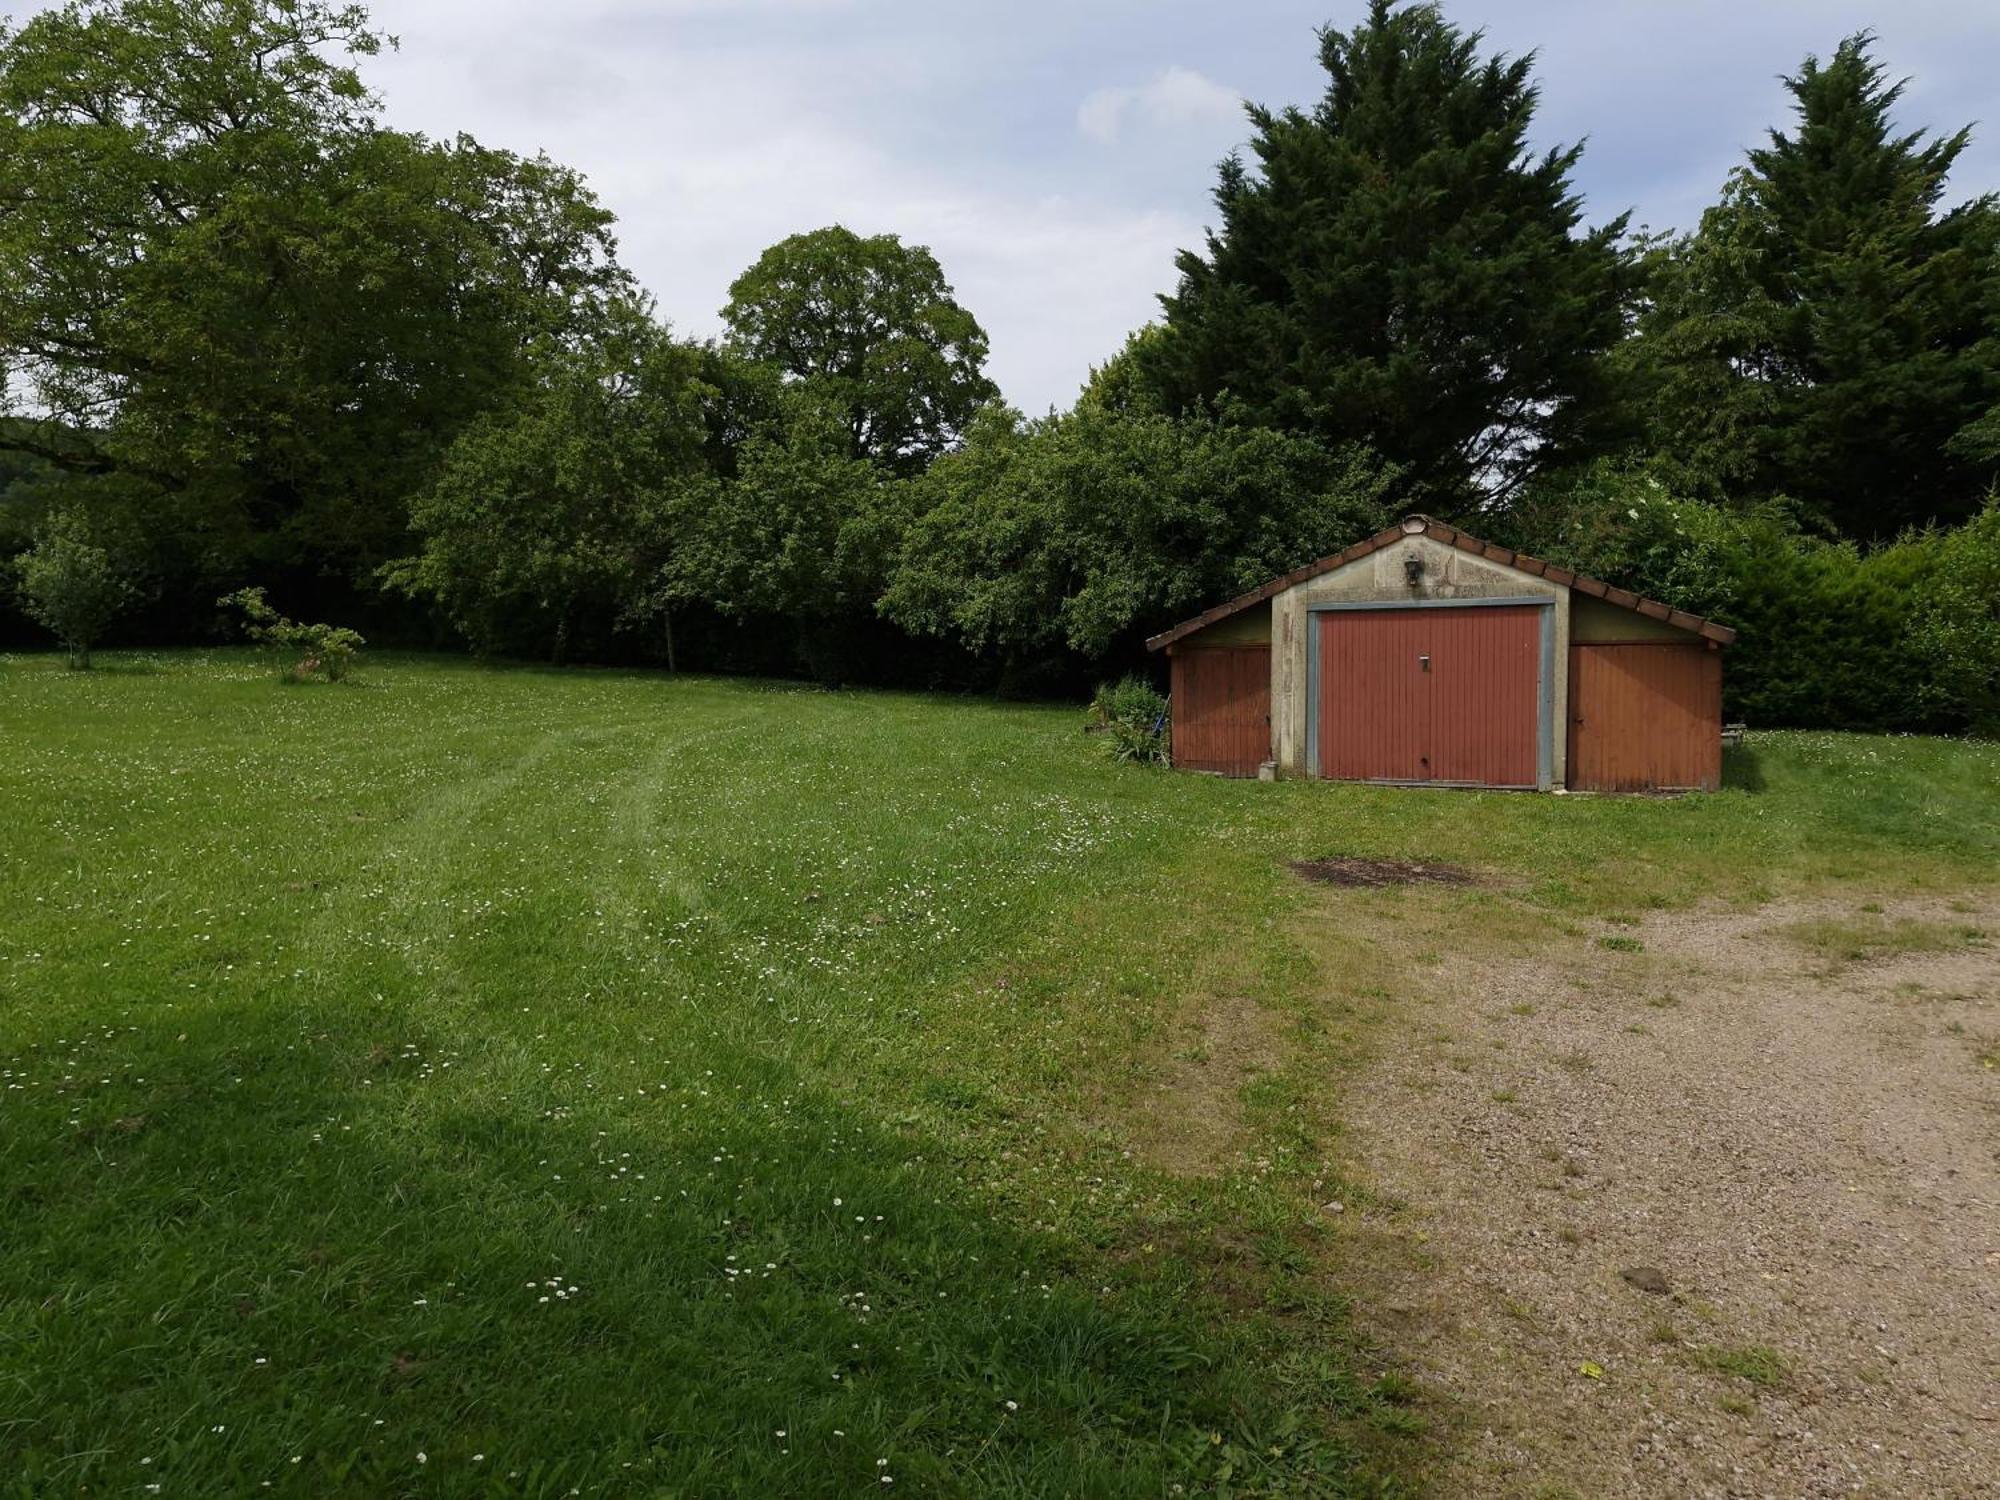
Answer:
[1170,645,1271,776]
[1568,642,1722,792]
[1316,606,1543,787]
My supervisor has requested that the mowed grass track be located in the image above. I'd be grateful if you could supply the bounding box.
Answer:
[2,652,1994,1497]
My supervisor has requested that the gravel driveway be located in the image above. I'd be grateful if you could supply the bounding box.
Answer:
[1342,894,1999,1498]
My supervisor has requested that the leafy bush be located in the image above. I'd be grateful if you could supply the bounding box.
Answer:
[218,587,364,681]
[12,506,134,668]
[884,403,1393,678]
[1089,675,1170,765]
[1493,460,1742,620]
[1501,462,1989,732]
[1714,520,1944,732]
[1909,499,2000,733]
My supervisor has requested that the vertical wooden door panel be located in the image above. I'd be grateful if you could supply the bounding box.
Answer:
[1424,606,1541,786]
[1317,606,1541,787]
[1567,642,1721,792]
[1170,645,1270,775]
[1316,609,1428,780]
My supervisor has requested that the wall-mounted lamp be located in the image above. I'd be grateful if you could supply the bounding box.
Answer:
[1404,553,1425,588]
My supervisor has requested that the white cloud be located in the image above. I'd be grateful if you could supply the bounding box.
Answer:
[348,1,1205,412]
[1078,66,1243,145]
[602,128,1195,413]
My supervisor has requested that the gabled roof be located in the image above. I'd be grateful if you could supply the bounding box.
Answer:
[1146,515,1739,652]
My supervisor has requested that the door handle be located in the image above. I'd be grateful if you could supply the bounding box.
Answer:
[1418,654,1431,672]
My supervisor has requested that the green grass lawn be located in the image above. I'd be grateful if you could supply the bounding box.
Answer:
[3,651,1994,1497]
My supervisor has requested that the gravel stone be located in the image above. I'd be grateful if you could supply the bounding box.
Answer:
[1341,894,1999,1498]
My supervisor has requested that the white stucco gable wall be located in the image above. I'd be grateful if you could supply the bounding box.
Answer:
[1270,530,1571,784]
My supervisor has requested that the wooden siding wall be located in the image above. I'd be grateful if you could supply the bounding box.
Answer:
[1567,642,1722,792]
[1170,645,1271,776]
[1316,606,1541,787]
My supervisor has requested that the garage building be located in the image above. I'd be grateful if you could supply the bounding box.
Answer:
[1147,516,1736,792]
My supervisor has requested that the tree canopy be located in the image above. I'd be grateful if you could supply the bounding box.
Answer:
[0,0,627,585]
[386,304,714,662]
[1138,0,1632,511]
[1624,33,2000,538]
[721,226,997,475]
[882,403,1393,682]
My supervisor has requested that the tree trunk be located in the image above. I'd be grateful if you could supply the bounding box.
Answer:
[551,605,571,667]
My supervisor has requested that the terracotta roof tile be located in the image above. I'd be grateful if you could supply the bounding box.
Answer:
[1145,514,1739,652]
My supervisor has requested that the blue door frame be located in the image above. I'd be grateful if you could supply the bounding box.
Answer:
[1304,596,1556,789]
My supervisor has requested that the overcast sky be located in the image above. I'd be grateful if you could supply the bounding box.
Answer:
[52,0,2000,412]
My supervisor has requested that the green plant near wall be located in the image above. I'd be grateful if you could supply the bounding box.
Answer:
[1089,675,1170,765]
[217,587,365,681]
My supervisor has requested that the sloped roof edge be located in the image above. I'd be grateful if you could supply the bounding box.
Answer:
[1145,515,1739,651]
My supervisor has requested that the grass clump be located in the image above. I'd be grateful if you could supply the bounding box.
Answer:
[1696,1344,1787,1387]
[1779,915,1985,965]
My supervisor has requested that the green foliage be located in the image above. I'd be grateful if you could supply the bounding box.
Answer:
[1139,0,1632,510]
[386,307,716,662]
[1495,460,1747,620]
[217,586,363,680]
[1502,463,1994,731]
[0,0,627,587]
[1074,325,1170,417]
[658,384,911,685]
[1090,674,1170,765]
[1909,499,2000,732]
[1661,521,1949,732]
[1626,34,2000,537]
[664,390,903,622]
[11,505,134,666]
[884,403,1393,678]
[722,225,997,475]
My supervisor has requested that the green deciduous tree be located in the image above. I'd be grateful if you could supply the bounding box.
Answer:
[1139,1,1632,510]
[1626,34,2000,538]
[883,404,1394,684]
[385,306,715,663]
[13,504,134,666]
[721,226,997,475]
[0,0,628,589]
[660,385,910,684]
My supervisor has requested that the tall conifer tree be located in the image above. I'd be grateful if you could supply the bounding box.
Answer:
[1629,34,2000,538]
[1140,1,1632,511]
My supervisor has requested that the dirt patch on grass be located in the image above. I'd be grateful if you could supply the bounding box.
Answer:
[1125,993,1286,1175]
[1291,856,1476,888]
[1334,892,2000,1498]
